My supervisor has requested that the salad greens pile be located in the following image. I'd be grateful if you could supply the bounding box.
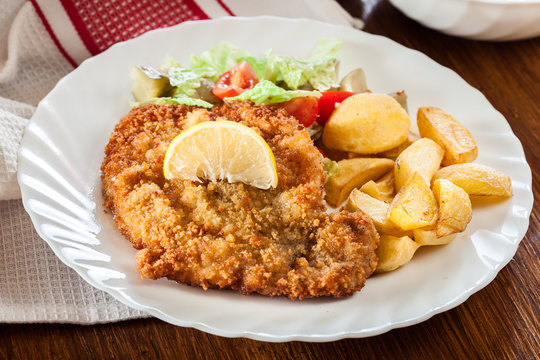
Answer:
[132,38,342,107]
[187,38,341,92]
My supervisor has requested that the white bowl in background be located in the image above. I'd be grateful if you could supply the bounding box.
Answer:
[389,0,540,41]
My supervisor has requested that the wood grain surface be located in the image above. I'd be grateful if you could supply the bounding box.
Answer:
[1,1,538,359]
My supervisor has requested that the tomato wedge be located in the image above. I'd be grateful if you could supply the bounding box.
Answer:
[317,91,357,125]
[278,96,320,127]
[212,61,259,99]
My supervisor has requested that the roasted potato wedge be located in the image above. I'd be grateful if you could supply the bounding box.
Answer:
[378,132,420,159]
[375,171,395,195]
[325,158,394,207]
[359,180,382,200]
[432,179,472,236]
[394,138,445,191]
[433,163,512,198]
[388,172,439,230]
[413,228,457,246]
[360,170,395,202]
[346,189,411,237]
[360,180,393,203]
[322,93,410,154]
[375,235,420,273]
[417,107,478,166]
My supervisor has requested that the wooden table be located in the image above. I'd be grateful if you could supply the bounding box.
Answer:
[1,1,538,358]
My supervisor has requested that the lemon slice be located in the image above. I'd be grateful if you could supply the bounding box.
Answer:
[163,120,278,189]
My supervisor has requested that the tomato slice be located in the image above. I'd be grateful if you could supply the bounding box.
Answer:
[317,91,357,125]
[278,96,319,127]
[212,61,259,99]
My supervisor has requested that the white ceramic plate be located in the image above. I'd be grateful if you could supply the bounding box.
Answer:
[18,17,532,342]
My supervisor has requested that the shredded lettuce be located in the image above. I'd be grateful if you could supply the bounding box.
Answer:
[306,122,323,141]
[311,38,341,61]
[185,39,341,91]
[168,67,203,96]
[322,157,339,182]
[168,63,220,97]
[239,55,269,80]
[269,52,307,89]
[227,80,320,104]
[262,38,342,91]
[189,42,250,80]
[159,96,213,108]
[132,96,213,108]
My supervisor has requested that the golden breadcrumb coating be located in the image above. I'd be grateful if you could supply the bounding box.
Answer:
[101,102,378,299]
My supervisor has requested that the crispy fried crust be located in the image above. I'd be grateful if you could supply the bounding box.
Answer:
[101,102,378,299]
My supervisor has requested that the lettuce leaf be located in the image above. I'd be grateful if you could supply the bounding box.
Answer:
[168,67,203,96]
[306,122,323,141]
[186,39,341,90]
[322,157,339,182]
[311,38,341,61]
[239,55,269,80]
[262,38,341,91]
[132,96,213,108]
[189,42,250,80]
[227,80,320,104]
[159,96,213,108]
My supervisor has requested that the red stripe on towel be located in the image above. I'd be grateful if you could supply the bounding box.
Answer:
[29,0,78,68]
[216,0,235,16]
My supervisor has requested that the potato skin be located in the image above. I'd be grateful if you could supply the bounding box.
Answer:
[322,93,410,154]
[360,179,394,203]
[346,189,411,238]
[325,158,394,207]
[432,179,472,236]
[388,172,439,231]
[378,132,420,159]
[394,138,444,192]
[417,107,478,166]
[433,163,512,198]
[375,235,420,273]
[413,229,457,246]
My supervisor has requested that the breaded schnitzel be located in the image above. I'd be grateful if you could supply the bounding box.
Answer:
[101,102,378,299]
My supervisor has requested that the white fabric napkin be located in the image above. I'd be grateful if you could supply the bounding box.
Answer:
[0,0,361,323]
